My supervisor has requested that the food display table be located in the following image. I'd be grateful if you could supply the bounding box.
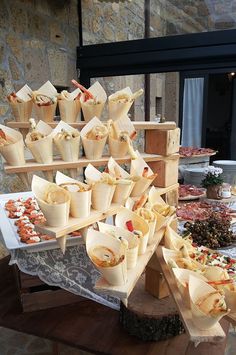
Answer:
[0,256,230,355]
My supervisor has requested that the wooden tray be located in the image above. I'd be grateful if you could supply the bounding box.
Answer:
[94,227,165,302]
[35,203,121,238]
[157,247,226,344]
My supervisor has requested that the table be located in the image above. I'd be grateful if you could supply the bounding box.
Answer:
[0,256,230,355]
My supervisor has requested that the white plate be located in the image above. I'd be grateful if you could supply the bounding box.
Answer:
[0,191,83,252]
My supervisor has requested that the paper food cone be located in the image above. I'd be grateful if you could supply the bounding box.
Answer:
[98,222,139,269]
[164,224,192,251]
[203,266,229,282]
[34,102,57,122]
[52,121,80,162]
[149,186,167,207]
[80,82,107,122]
[108,87,133,120]
[92,182,116,212]
[188,275,229,330]
[80,117,107,159]
[112,115,136,139]
[10,101,33,122]
[173,268,207,308]
[0,124,25,166]
[223,285,236,312]
[162,247,181,265]
[115,207,149,255]
[56,171,91,218]
[84,163,102,184]
[130,151,156,197]
[152,206,173,232]
[125,197,135,210]
[112,181,134,205]
[86,228,127,286]
[32,175,70,227]
[25,120,53,164]
[58,100,81,123]
[108,136,128,158]
[107,156,130,178]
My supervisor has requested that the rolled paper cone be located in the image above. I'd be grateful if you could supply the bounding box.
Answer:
[25,135,53,164]
[108,136,129,158]
[130,176,155,197]
[107,156,130,179]
[152,208,169,232]
[164,224,187,251]
[54,135,80,161]
[57,235,67,254]
[34,102,57,122]
[32,175,70,227]
[112,181,134,206]
[147,219,157,244]
[58,99,81,123]
[149,186,167,207]
[173,268,207,308]
[86,229,127,286]
[84,163,102,185]
[91,183,116,212]
[0,124,25,166]
[98,222,139,270]
[125,197,135,210]
[108,100,133,121]
[82,136,106,160]
[115,207,149,255]
[204,266,229,282]
[56,171,91,218]
[162,246,181,265]
[44,171,54,182]
[10,101,33,122]
[112,114,136,138]
[188,275,229,330]
[223,286,236,312]
[81,102,105,122]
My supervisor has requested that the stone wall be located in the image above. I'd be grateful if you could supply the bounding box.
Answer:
[0,0,79,192]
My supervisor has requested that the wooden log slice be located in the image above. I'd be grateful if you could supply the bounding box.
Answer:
[120,275,184,342]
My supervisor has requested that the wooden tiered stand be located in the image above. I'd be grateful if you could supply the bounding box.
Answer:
[4,119,229,346]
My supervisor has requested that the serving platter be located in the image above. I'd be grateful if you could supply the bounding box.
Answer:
[0,191,83,252]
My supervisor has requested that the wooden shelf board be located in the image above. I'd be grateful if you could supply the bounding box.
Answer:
[94,227,165,299]
[157,247,226,344]
[6,120,176,131]
[35,203,121,238]
[4,153,180,174]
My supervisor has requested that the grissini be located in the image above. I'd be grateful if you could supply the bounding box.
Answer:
[55,171,91,218]
[32,175,70,227]
[86,228,127,286]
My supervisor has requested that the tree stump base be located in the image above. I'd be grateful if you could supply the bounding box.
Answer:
[120,275,184,342]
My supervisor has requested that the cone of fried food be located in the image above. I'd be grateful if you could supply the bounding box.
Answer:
[115,207,149,255]
[56,171,91,218]
[98,222,139,270]
[72,80,107,122]
[107,157,134,205]
[32,175,70,227]
[130,151,157,197]
[135,207,156,245]
[80,117,108,159]
[85,164,116,212]
[108,87,143,120]
[7,84,33,122]
[25,119,53,164]
[86,228,127,286]
[58,88,81,123]
[188,275,230,330]
[33,81,58,122]
[52,120,80,162]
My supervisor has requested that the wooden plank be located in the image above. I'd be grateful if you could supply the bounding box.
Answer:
[145,128,180,156]
[4,153,180,174]
[94,227,165,299]
[157,247,226,344]
[35,203,121,238]
[6,120,176,131]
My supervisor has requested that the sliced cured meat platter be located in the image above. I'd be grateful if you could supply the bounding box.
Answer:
[179,147,217,158]
[178,184,206,201]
